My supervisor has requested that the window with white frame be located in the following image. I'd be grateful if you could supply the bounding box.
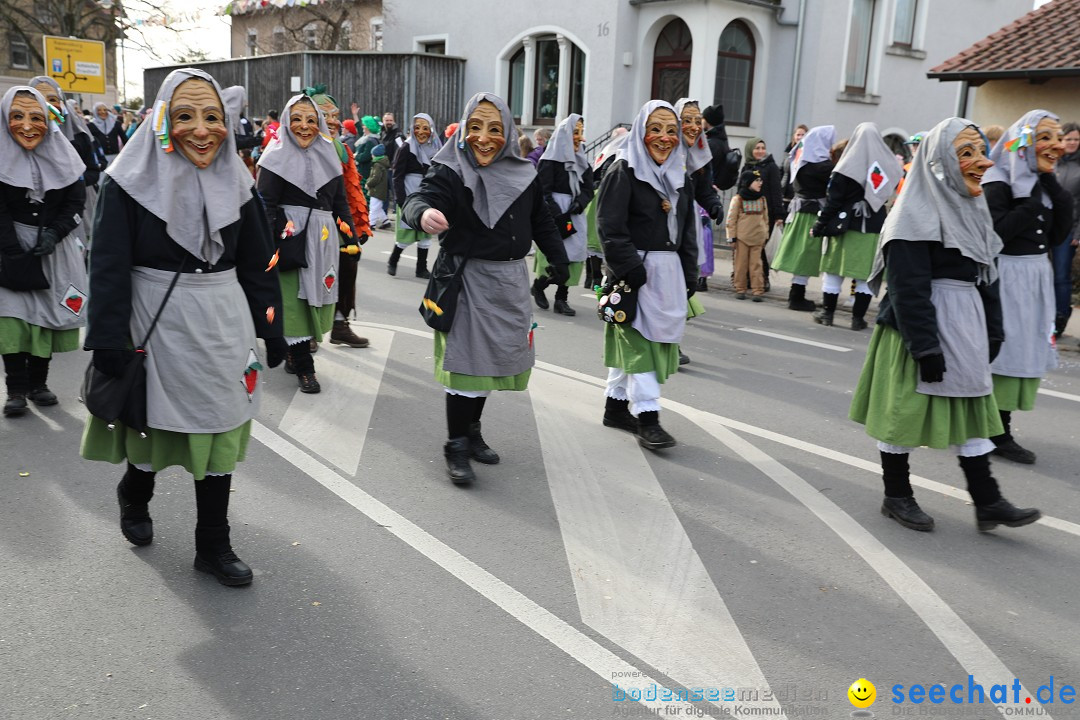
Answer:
[892,0,918,47]
[845,0,877,93]
[247,28,258,56]
[339,20,352,50]
[371,18,384,52]
[8,33,30,69]
[273,26,286,54]
[714,21,755,126]
[506,33,585,126]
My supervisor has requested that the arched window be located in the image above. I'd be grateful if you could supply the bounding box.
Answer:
[505,34,585,126]
[714,21,755,126]
[508,47,526,122]
[652,18,692,103]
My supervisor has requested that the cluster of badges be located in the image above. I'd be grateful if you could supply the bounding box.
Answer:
[597,280,632,324]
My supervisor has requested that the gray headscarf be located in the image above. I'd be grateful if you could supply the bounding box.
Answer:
[540,112,589,196]
[431,92,536,229]
[982,108,1058,205]
[790,125,836,178]
[105,68,253,266]
[220,85,246,137]
[673,98,712,174]
[91,102,116,136]
[832,122,903,213]
[867,117,1001,295]
[28,76,87,143]
[0,86,85,203]
[406,113,442,167]
[257,93,342,199]
[615,99,686,243]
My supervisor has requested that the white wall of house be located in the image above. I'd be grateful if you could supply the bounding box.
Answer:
[970,78,1080,129]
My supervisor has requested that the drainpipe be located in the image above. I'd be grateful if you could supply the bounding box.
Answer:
[957,80,970,117]
[785,0,806,135]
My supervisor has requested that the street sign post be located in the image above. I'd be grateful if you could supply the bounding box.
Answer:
[42,36,107,95]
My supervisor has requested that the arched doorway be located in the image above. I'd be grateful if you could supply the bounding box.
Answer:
[652,18,691,103]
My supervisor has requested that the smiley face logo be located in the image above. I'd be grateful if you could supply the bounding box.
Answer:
[848,678,876,709]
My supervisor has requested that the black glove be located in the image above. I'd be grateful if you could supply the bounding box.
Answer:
[93,348,135,379]
[33,228,60,257]
[989,339,1002,363]
[357,233,369,246]
[545,263,570,286]
[623,263,647,290]
[264,336,288,369]
[917,353,946,383]
[0,242,22,257]
[686,283,697,299]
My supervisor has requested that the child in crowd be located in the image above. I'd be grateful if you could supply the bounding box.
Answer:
[726,168,769,300]
[367,144,392,229]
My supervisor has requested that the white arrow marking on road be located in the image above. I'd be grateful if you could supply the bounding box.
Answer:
[736,327,852,352]
[529,369,785,717]
[278,328,393,476]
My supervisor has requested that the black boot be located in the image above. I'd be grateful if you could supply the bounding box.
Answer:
[193,474,253,586]
[415,247,431,279]
[959,453,1041,531]
[813,292,838,326]
[787,283,815,311]
[3,352,29,417]
[26,355,58,406]
[878,450,934,531]
[1055,313,1069,339]
[602,396,637,433]
[991,410,1035,464]
[387,245,404,276]
[289,341,320,393]
[553,285,575,316]
[696,276,708,293]
[468,422,500,464]
[851,292,872,331]
[531,277,551,310]
[117,464,156,546]
[636,410,676,450]
[583,257,600,289]
[444,438,475,484]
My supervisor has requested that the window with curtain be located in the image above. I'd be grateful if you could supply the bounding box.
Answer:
[508,47,525,122]
[713,21,755,126]
[845,0,876,92]
[534,36,559,124]
[9,33,30,69]
[892,0,917,47]
[569,44,585,118]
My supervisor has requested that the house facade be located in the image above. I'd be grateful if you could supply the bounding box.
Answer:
[226,0,384,58]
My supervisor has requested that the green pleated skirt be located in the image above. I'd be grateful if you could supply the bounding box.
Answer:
[849,324,1003,448]
[0,317,79,357]
[395,217,432,245]
[819,229,879,280]
[603,324,681,384]
[280,269,335,338]
[585,198,602,254]
[534,251,584,287]
[771,213,823,277]
[433,331,531,391]
[80,418,252,481]
[992,374,1040,412]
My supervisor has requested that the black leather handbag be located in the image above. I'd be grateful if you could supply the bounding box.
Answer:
[0,219,49,291]
[276,207,313,271]
[419,249,469,333]
[596,278,638,325]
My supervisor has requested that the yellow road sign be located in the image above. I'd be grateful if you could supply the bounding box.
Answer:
[42,36,107,94]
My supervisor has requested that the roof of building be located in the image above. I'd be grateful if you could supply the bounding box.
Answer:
[928,0,1080,82]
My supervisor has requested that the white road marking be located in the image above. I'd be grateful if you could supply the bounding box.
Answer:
[379,250,417,261]
[248,420,703,716]
[1038,387,1080,403]
[530,370,784,716]
[737,327,852,352]
[278,328,393,475]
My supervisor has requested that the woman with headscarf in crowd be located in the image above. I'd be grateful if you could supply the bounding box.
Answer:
[0,86,86,417]
[532,113,593,316]
[256,92,352,394]
[739,135,784,293]
[81,68,286,585]
[304,85,371,349]
[851,117,1040,533]
[781,124,808,216]
[981,109,1073,465]
[1052,121,1080,338]
[673,99,724,294]
[773,125,836,312]
[389,113,442,278]
[597,100,698,451]
[401,92,569,485]
[90,101,125,163]
[810,122,902,330]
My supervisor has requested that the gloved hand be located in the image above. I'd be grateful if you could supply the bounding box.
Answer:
[686,282,697,299]
[623,263,647,290]
[545,263,570,286]
[357,233,369,246]
[809,222,826,238]
[93,348,135,378]
[917,353,946,383]
[264,336,288,369]
[989,339,1002,363]
[33,228,60,256]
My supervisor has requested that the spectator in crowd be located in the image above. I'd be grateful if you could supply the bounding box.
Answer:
[527,127,551,166]
[1052,121,1080,337]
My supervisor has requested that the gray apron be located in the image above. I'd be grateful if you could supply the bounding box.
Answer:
[551,191,587,262]
[397,173,424,231]
[0,221,88,330]
[916,279,992,398]
[692,201,707,266]
[990,254,1057,378]
[632,250,687,344]
[281,204,339,308]
[442,257,534,377]
[132,267,260,434]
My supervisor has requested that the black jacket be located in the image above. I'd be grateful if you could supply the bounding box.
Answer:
[596,159,698,287]
[380,126,403,165]
[90,121,125,156]
[811,173,887,237]
[791,160,834,214]
[86,177,282,350]
[255,169,352,245]
[69,133,104,188]
[983,177,1074,256]
[401,163,567,264]
[0,180,85,255]
[876,240,1002,359]
[688,165,724,220]
[745,155,783,226]
[392,144,428,207]
[705,124,731,185]
[537,159,595,219]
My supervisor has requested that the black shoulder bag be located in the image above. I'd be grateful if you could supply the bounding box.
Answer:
[0,215,50,291]
[81,263,185,434]
[419,243,471,333]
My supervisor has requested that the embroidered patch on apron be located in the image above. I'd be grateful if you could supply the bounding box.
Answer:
[242,348,262,401]
[323,267,336,292]
[60,284,87,317]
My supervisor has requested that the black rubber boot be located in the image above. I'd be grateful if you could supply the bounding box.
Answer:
[636,410,676,450]
[991,410,1035,464]
[532,277,551,310]
[3,352,29,417]
[553,285,575,316]
[851,292,872,331]
[813,292,838,326]
[444,438,475,484]
[959,453,1041,531]
[193,474,253,586]
[415,247,431,279]
[787,283,815,311]
[117,464,157,546]
[603,397,637,433]
[387,245,404,276]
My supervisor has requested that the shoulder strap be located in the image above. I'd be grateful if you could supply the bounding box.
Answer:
[136,257,186,350]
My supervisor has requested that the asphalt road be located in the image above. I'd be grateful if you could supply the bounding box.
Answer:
[2,228,1079,720]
